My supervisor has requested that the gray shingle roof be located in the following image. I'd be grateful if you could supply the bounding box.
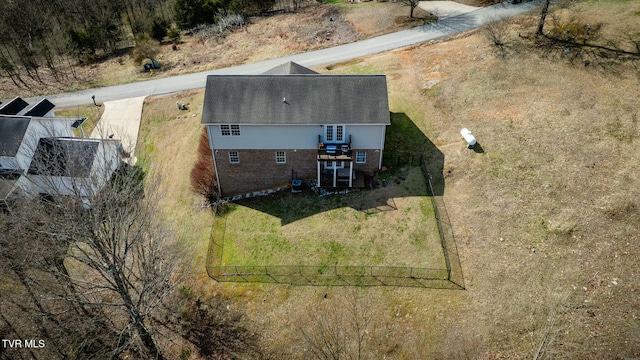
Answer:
[202,74,390,125]
[0,97,29,115]
[0,116,30,156]
[262,61,319,75]
[24,98,55,117]
[28,138,98,177]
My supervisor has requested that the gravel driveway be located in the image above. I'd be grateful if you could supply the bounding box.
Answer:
[418,1,480,18]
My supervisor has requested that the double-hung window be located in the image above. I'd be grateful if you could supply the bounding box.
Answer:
[275,151,286,164]
[356,151,366,164]
[221,125,241,136]
[229,151,239,164]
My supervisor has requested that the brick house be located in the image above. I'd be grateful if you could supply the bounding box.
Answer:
[201,62,390,198]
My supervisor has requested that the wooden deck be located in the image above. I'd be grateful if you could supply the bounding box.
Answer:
[319,170,365,189]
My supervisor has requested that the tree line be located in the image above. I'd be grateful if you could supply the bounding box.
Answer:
[0,0,276,90]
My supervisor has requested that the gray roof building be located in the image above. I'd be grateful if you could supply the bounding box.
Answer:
[0,97,29,115]
[0,97,122,202]
[28,138,99,177]
[24,98,56,117]
[202,63,390,126]
[262,61,319,75]
[0,116,31,157]
[199,62,391,197]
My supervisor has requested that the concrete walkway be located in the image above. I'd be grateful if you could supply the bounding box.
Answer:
[418,1,480,19]
[90,96,146,165]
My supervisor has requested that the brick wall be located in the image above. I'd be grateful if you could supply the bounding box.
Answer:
[214,149,382,196]
[214,149,316,196]
[352,149,381,174]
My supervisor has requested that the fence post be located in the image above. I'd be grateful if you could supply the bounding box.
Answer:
[299,266,311,284]
[266,266,279,283]
[236,266,249,282]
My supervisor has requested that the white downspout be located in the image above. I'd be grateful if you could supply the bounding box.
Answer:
[208,126,223,199]
[333,164,337,188]
[379,125,386,170]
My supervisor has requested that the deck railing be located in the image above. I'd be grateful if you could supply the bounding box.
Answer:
[318,134,353,160]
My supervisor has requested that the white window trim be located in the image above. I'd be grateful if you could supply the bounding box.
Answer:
[324,125,346,143]
[275,151,286,164]
[221,124,241,136]
[336,125,344,142]
[229,151,239,164]
[325,125,334,142]
[356,151,366,164]
[325,161,344,169]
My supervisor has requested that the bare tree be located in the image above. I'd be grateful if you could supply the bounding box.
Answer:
[530,1,640,70]
[190,127,219,205]
[171,287,263,359]
[297,290,374,360]
[1,131,183,359]
[1,118,265,359]
[536,0,551,36]
[400,0,421,19]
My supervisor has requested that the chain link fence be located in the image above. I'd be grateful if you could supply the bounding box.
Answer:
[207,153,464,289]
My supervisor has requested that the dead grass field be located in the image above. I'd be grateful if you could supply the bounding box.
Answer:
[136,90,216,284]
[309,1,639,358]
[54,105,104,136]
[63,1,640,358]
[237,2,638,358]
[334,1,436,37]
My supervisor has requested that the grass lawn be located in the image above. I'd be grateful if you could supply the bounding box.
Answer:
[216,167,444,269]
[55,105,103,137]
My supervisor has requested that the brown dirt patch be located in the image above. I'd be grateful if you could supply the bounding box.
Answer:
[336,1,437,37]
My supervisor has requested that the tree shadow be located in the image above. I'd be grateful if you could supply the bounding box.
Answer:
[231,112,444,225]
[413,7,482,35]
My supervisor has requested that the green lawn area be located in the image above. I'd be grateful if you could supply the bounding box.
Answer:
[214,168,446,270]
[55,104,103,137]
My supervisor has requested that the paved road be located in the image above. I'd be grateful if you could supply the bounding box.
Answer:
[45,1,541,108]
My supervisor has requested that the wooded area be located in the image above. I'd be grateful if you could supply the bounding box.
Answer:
[0,162,261,359]
[0,0,173,86]
[0,0,278,90]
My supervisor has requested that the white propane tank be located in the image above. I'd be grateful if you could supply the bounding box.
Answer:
[460,128,477,148]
